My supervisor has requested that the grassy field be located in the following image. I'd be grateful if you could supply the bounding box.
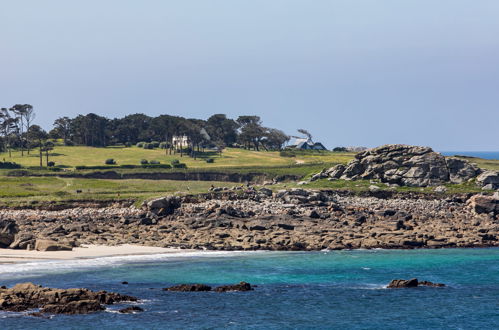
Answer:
[0,176,234,207]
[0,146,355,169]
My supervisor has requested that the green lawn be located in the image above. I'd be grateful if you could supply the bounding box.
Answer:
[0,146,355,169]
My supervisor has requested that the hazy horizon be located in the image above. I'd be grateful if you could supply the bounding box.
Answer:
[1,0,498,151]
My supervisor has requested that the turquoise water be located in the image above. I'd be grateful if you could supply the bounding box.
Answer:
[1,248,499,329]
[441,151,499,160]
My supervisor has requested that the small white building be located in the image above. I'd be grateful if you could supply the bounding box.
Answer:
[172,135,190,149]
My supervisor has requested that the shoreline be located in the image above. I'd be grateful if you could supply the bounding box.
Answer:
[0,244,195,264]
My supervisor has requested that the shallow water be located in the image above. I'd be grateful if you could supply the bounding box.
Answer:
[1,248,498,329]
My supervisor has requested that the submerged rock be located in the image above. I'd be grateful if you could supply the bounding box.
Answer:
[214,282,253,292]
[164,284,212,292]
[119,306,144,313]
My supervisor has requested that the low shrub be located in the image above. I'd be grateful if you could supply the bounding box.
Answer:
[124,142,132,147]
[151,141,160,148]
[141,164,171,169]
[150,160,160,164]
[159,142,168,149]
[205,158,214,163]
[105,159,116,165]
[171,159,180,165]
[136,142,145,148]
[143,143,154,150]
[279,150,296,157]
[140,159,149,165]
[47,161,55,167]
[172,163,187,169]
[6,170,29,176]
[0,161,22,169]
[48,167,62,172]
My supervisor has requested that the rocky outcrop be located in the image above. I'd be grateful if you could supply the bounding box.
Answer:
[2,189,498,251]
[164,284,212,292]
[0,220,18,248]
[119,306,144,313]
[476,171,499,190]
[320,144,482,187]
[214,282,253,292]
[387,278,445,288]
[0,282,137,314]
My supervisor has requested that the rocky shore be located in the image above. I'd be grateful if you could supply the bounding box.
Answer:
[0,188,497,251]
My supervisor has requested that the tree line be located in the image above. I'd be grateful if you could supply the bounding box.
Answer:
[1,107,292,163]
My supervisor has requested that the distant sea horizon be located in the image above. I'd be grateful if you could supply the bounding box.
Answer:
[440,151,499,160]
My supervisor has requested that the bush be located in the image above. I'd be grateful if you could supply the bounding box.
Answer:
[64,140,75,146]
[172,163,187,169]
[205,158,214,163]
[124,142,132,147]
[333,147,347,152]
[143,143,154,149]
[141,164,171,169]
[140,159,149,165]
[150,160,160,164]
[151,141,160,148]
[48,167,62,172]
[0,161,22,169]
[159,142,168,149]
[136,142,145,148]
[279,150,296,157]
[105,159,116,165]
[171,159,180,165]
[47,161,55,167]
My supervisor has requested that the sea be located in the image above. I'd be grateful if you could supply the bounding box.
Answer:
[1,248,498,329]
[440,151,499,160]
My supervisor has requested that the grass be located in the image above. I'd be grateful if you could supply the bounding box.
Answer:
[0,176,234,207]
[0,146,355,169]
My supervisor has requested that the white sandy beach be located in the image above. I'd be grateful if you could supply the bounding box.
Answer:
[0,244,193,264]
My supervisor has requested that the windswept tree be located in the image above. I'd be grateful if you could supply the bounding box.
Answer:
[206,114,239,147]
[237,116,266,151]
[297,128,313,142]
[52,116,71,145]
[263,128,290,150]
[27,125,47,166]
[0,107,18,157]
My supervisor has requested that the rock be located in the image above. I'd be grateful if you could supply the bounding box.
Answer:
[164,284,212,292]
[34,239,73,251]
[387,278,445,288]
[313,144,483,187]
[387,278,419,288]
[146,196,181,216]
[476,171,499,190]
[369,185,381,192]
[0,220,19,248]
[8,234,35,249]
[434,186,447,193]
[41,300,105,314]
[307,210,321,219]
[467,194,499,215]
[0,282,137,314]
[214,282,253,292]
[259,188,273,197]
[119,306,144,313]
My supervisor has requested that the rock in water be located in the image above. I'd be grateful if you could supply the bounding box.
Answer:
[119,306,144,313]
[0,220,19,248]
[387,278,445,288]
[163,284,212,292]
[0,282,137,314]
[321,144,482,187]
[214,282,253,292]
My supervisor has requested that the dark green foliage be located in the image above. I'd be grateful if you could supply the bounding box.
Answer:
[150,160,160,164]
[205,158,214,163]
[171,159,180,165]
[143,143,154,149]
[333,147,347,152]
[140,159,149,165]
[105,159,116,165]
[172,163,187,169]
[47,161,55,167]
[136,142,145,148]
[0,161,22,169]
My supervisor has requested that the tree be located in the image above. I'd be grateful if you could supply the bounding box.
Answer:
[206,114,238,146]
[27,125,47,166]
[53,116,71,145]
[263,128,290,150]
[0,107,18,158]
[297,129,313,142]
[237,116,266,151]
[22,105,35,154]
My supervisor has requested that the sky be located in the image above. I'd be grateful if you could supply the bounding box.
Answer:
[1,0,498,151]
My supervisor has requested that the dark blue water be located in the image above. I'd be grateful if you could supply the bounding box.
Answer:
[1,249,499,329]
[441,151,499,160]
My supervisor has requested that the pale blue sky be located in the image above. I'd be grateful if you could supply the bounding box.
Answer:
[1,0,498,150]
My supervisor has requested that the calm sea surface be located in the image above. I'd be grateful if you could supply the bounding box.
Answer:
[1,248,498,329]
[440,151,499,160]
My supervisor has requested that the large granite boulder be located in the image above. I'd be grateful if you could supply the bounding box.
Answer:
[0,220,19,248]
[467,193,499,216]
[322,144,481,187]
[476,171,499,190]
[146,196,181,216]
[35,239,72,251]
